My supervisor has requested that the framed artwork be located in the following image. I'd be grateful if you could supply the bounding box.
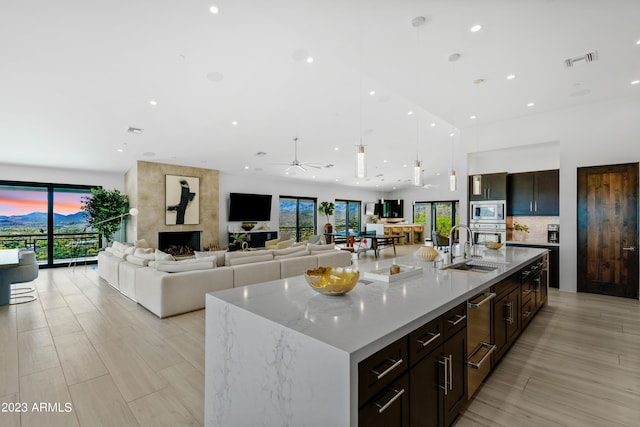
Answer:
[365,202,375,216]
[166,175,199,225]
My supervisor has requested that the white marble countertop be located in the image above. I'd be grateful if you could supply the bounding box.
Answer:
[208,246,547,361]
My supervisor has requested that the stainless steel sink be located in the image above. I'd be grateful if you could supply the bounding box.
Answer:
[442,260,503,273]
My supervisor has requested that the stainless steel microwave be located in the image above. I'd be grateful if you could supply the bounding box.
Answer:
[470,200,506,222]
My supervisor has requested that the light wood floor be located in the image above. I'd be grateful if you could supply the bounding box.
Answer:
[0,245,638,426]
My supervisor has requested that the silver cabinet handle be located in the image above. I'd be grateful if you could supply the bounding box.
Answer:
[523,311,531,318]
[448,355,453,391]
[522,289,531,296]
[468,292,496,309]
[467,343,496,369]
[504,302,513,324]
[448,314,466,326]
[522,270,531,278]
[374,388,405,414]
[439,356,449,396]
[529,201,533,212]
[623,246,637,251]
[372,358,403,380]
[416,332,441,347]
[534,200,537,212]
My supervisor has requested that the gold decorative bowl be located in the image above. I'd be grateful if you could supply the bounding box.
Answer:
[485,242,504,250]
[305,267,359,296]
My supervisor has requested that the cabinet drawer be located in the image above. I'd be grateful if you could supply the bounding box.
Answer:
[442,302,467,340]
[359,337,408,406]
[408,316,443,366]
[493,274,519,299]
[521,280,532,304]
[359,372,410,426]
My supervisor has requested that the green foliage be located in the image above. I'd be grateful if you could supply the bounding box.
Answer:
[318,201,335,222]
[81,188,129,245]
[513,222,530,233]
[231,233,248,244]
[436,216,452,237]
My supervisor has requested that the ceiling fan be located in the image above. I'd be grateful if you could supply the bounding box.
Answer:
[276,137,326,172]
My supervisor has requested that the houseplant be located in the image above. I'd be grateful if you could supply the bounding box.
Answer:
[511,222,530,241]
[230,233,248,251]
[318,201,335,234]
[81,188,129,247]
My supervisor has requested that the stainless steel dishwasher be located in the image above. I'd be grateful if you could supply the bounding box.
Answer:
[467,290,497,398]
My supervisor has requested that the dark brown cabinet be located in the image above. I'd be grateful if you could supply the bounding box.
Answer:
[492,274,520,364]
[508,170,559,216]
[360,303,467,427]
[469,173,508,201]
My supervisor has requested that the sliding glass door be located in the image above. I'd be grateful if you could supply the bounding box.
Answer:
[0,181,97,267]
[279,196,317,242]
[413,200,460,240]
[334,200,362,233]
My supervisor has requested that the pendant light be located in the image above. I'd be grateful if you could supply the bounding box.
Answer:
[354,22,367,179]
[449,131,457,191]
[411,16,426,187]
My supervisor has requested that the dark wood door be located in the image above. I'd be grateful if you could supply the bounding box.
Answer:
[578,163,639,299]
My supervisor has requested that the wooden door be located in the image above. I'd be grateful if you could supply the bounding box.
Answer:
[578,163,639,299]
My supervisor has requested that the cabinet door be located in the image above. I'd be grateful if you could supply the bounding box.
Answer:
[360,373,410,427]
[534,170,559,215]
[508,173,534,215]
[492,293,509,363]
[409,348,442,427]
[442,328,467,427]
[506,287,520,343]
[485,173,507,200]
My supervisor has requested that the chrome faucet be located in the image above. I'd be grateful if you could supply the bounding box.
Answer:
[448,224,476,263]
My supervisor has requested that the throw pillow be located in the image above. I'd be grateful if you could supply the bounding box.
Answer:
[155,249,175,261]
[195,250,226,267]
[126,255,150,266]
[134,247,156,260]
[135,239,151,248]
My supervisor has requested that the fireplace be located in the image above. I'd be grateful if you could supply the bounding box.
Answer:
[158,231,201,256]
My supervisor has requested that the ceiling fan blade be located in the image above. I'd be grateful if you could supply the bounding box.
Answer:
[300,163,323,169]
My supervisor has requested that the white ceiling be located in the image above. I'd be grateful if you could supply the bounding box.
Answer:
[2,0,639,190]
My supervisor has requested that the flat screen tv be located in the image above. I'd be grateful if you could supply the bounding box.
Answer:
[228,193,272,222]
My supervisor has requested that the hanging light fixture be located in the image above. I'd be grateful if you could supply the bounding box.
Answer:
[411,16,426,187]
[355,144,366,178]
[449,131,457,191]
[472,175,482,195]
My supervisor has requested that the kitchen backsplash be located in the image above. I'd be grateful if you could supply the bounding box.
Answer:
[506,216,560,243]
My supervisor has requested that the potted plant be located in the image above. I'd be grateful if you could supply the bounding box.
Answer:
[81,188,129,247]
[511,222,530,241]
[318,201,335,235]
[230,233,248,251]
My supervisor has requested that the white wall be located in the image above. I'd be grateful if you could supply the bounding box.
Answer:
[460,95,640,293]
[0,163,124,190]
[219,173,382,246]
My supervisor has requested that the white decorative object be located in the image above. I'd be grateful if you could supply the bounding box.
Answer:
[364,263,423,282]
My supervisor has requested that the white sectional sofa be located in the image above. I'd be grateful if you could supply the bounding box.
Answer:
[97,242,352,318]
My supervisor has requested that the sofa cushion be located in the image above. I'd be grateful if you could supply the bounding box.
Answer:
[274,250,310,260]
[316,250,352,268]
[195,250,226,267]
[280,255,318,278]
[126,255,150,266]
[110,250,128,260]
[307,242,336,253]
[225,250,273,266]
[228,253,274,266]
[112,241,134,252]
[134,247,156,260]
[155,260,215,272]
[272,246,307,257]
[233,261,280,288]
[155,249,175,261]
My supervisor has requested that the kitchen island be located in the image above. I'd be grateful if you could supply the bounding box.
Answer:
[204,246,547,426]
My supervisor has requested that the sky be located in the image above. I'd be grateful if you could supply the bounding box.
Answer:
[0,189,89,216]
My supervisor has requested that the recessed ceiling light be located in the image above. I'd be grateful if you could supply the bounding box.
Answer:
[470,24,483,33]
[232,121,238,126]
[369,90,376,96]
[335,179,339,182]
[117,148,123,153]
[306,56,314,63]
[334,147,339,151]
[527,102,535,107]
[407,111,413,116]
[244,166,249,170]
[436,172,441,176]
[209,5,219,14]
[470,115,477,120]
[149,99,157,106]
[506,74,516,80]
[383,159,388,163]
[355,182,360,185]
[631,80,640,85]
[449,133,455,137]
[430,123,436,127]
[636,39,640,45]
[403,164,408,168]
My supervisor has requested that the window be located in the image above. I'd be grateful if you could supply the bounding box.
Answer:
[334,200,361,233]
[0,181,97,267]
[413,200,460,240]
[279,196,317,242]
